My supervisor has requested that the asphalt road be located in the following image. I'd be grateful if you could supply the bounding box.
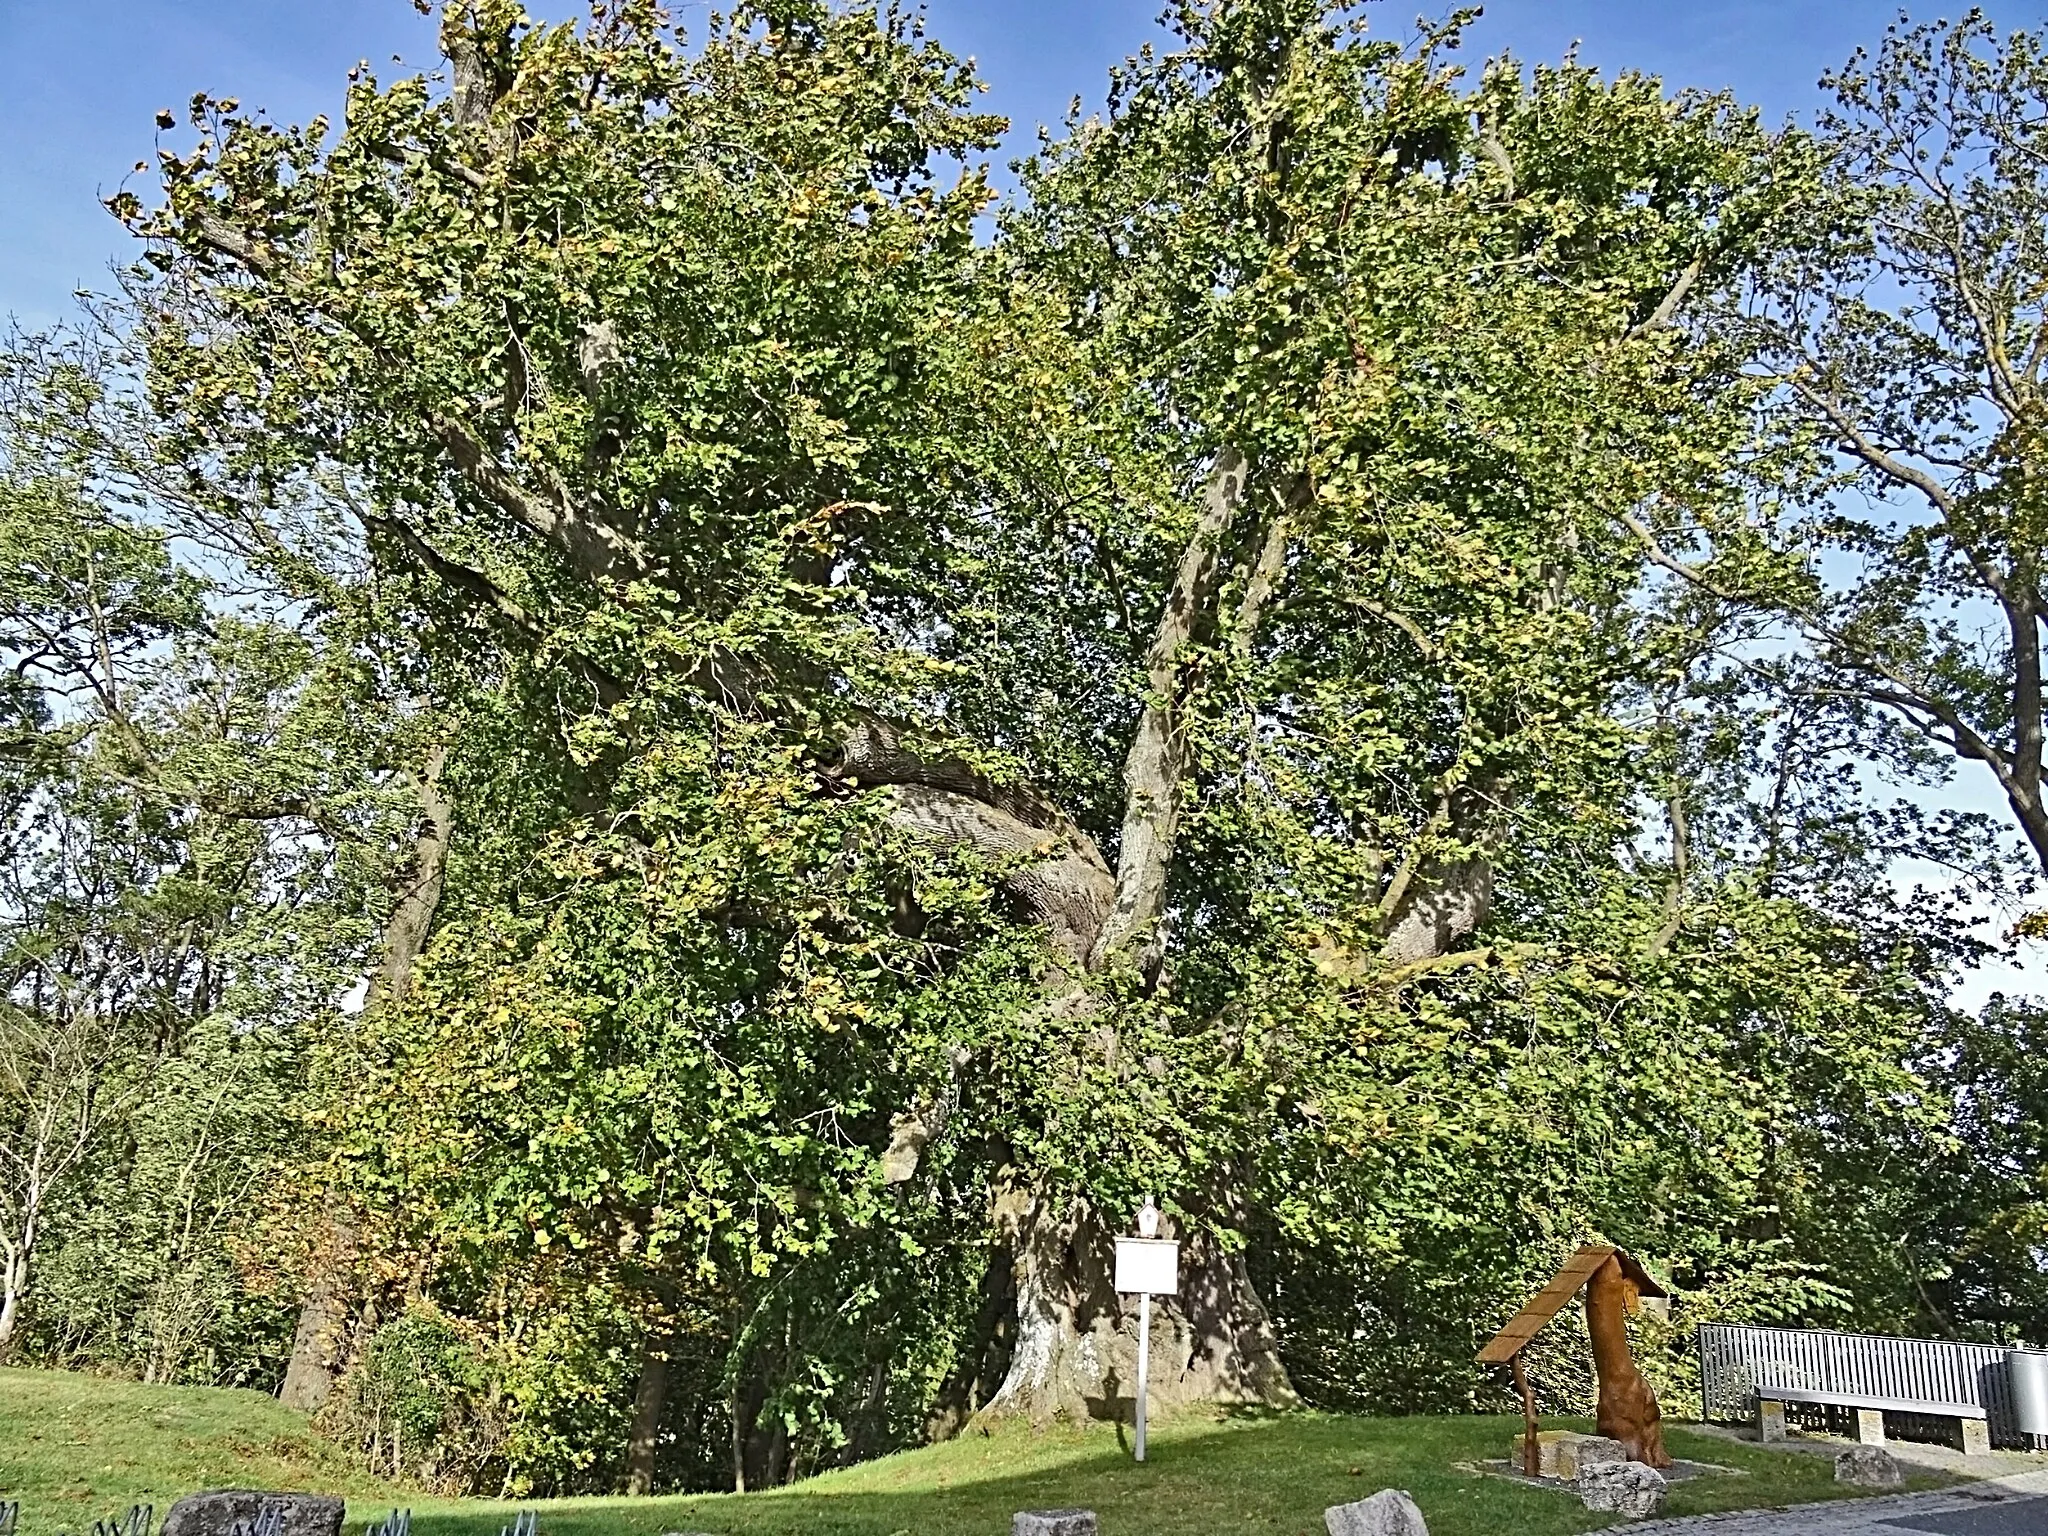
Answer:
[1882,1498,2048,1534]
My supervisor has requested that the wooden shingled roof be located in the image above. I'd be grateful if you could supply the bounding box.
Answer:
[1476,1245,1668,1365]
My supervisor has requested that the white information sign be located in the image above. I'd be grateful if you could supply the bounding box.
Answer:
[1113,1237,1180,1297]
[1113,1233,1179,1462]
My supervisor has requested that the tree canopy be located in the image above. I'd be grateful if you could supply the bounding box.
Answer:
[0,0,2040,1501]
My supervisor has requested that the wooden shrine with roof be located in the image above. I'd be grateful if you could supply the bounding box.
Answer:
[1477,1244,1672,1473]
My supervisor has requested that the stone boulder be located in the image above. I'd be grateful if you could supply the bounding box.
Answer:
[1014,1513,1098,1536]
[1576,1461,1668,1520]
[1835,1446,1904,1487]
[162,1493,344,1536]
[1324,1489,1429,1536]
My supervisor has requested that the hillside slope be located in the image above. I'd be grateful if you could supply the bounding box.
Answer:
[0,1367,402,1533]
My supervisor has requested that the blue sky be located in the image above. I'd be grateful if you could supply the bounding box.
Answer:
[2,0,2029,324]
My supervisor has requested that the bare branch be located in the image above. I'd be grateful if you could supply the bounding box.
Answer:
[1627,256,1704,340]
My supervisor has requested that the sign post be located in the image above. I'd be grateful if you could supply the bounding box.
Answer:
[1112,1198,1180,1463]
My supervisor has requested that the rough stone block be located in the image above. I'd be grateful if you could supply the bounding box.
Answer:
[1505,1430,1559,1477]
[1855,1407,1887,1445]
[1324,1489,1428,1536]
[162,1493,344,1536]
[1561,1435,1627,1481]
[1834,1446,1903,1487]
[1757,1398,1786,1443]
[1014,1512,1098,1536]
[1961,1418,1993,1457]
[1575,1461,1667,1521]
[1505,1430,1626,1481]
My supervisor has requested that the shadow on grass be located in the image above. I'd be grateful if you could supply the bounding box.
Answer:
[375,1415,1755,1536]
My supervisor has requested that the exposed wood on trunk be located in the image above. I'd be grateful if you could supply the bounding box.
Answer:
[1378,785,1499,968]
[879,785,1115,968]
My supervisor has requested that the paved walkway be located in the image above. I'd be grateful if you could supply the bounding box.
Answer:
[1624,1467,2048,1534]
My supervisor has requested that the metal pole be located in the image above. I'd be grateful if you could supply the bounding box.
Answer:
[1136,1289,1151,1462]
[1698,1323,1708,1427]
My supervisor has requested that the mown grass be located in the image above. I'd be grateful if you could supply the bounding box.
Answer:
[0,1367,1959,1536]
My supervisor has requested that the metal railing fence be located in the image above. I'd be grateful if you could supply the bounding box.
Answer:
[1698,1322,2021,1445]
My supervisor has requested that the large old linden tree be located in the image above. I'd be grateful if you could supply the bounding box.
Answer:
[122,0,1828,1487]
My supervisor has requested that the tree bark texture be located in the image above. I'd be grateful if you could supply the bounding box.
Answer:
[1586,1254,1670,1468]
[983,1191,1296,1424]
[277,1227,355,1413]
[1090,448,1247,972]
[622,1335,671,1495]
[0,1209,36,1358]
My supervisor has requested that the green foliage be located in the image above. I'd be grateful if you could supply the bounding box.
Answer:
[326,1306,502,1493]
[34,1019,304,1386]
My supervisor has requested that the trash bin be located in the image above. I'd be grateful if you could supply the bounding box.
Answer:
[2008,1348,2048,1440]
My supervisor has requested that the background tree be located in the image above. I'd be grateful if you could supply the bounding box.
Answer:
[0,327,423,1383]
[1646,10,2048,879]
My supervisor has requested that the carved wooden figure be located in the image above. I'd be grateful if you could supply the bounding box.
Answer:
[1585,1252,1670,1467]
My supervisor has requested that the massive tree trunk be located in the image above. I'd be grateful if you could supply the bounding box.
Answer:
[986,1187,1296,1424]
[279,745,454,1414]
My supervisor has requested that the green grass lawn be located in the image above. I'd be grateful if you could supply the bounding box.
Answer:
[0,1367,1959,1536]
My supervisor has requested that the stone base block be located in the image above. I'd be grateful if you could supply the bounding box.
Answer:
[1506,1430,1626,1481]
[1855,1408,1887,1445]
[1014,1512,1097,1536]
[1961,1418,1992,1457]
[1757,1398,1787,1443]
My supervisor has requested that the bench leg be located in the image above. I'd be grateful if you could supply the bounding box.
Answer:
[1961,1419,1991,1457]
[1757,1399,1786,1443]
[1855,1408,1886,1446]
